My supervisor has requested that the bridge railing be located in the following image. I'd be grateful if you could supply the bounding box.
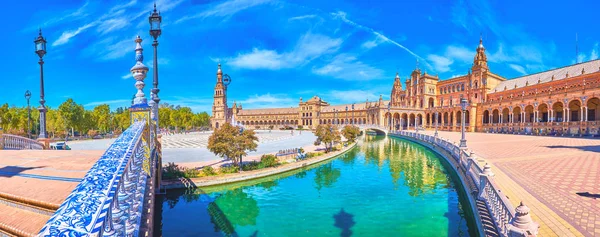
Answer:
[38,121,157,236]
[0,134,44,150]
[391,130,539,237]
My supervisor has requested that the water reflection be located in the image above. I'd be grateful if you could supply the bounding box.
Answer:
[158,135,475,237]
[361,135,449,196]
[314,163,341,190]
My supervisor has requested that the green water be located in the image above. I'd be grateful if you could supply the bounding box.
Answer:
[157,135,476,236]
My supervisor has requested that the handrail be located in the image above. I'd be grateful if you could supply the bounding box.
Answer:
[390,130,538,237]
[1,134,44,150]
[38,121,154,236]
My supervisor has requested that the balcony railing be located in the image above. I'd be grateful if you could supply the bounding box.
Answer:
[38,121,157,236]
[389,130,539,237]
[0,134,44,150]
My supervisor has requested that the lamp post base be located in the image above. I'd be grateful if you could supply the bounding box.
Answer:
[459,139,467,149]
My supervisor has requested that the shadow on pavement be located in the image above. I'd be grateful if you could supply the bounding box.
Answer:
[576,192,600,199]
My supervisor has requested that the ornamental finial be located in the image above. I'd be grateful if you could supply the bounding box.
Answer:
[131,36,149,106]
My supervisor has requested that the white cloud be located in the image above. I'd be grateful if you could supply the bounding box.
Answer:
[445,45,472,63]
[361,35,386,50]
[509,64,526,75]
[331,11,431,69]
[289,14,316,21]
[313,54,384,81]
[97,18,129,34]
[121,73,131,79]
[176,0,272,23]
[327,89,382,103]
[238,93,296,108]
[591,48,599,61]
[53,22,96,46]
[229,49,284,70]
[228,33,342,70]
[427,54,453,73]
[426,45,473,73]
[85,36,134,61]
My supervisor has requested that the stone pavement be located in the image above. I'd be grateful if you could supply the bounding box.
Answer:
[421,130,599,237]
[0,150,103,235]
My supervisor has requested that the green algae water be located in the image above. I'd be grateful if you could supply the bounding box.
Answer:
[156,135,476,236]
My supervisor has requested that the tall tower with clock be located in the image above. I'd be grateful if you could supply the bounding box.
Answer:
[211,63,231,129]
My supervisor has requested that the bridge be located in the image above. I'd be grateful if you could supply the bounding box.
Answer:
[0,36,162,237]
[356,124,389,135]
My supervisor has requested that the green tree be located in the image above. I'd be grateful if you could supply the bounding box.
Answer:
[92,104,111,133]
[207,123,258,171]
[342,125,360,143]
[313,124,341,152]
[58,98,83,136]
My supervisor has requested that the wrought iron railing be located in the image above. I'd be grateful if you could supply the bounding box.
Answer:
[38,121,157,236]
[390,130,539,237]
[0,134,44,150]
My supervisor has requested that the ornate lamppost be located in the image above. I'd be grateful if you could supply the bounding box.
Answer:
[25,90,32,139]
[345,106,348,125]
[149,3,162,133]
[34,29,48,139]
[459,98,469,148]
[351,103,355,125]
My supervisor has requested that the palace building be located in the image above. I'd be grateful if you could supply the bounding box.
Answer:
[211,38,600,136]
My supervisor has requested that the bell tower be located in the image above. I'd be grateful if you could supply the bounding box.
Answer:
[211,63,227,129]
[473,37,488,70]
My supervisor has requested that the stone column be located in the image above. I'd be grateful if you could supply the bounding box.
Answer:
[478,163,495,200]
[508,202,539,237]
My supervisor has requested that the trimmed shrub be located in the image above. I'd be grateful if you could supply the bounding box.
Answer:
[202,166,217,176]
[162,162,184,180]
[260,154,279,167]
[219,165,239,174]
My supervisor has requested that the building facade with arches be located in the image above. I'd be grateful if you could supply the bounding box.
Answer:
[212,39,600,136]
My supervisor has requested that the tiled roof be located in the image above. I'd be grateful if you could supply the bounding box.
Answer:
[494,59,600,91]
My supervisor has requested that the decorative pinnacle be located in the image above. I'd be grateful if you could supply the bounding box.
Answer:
[153,2,157,12]
[38,28,42,36]
[131,36,149,106]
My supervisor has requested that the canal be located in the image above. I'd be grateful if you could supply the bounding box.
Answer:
[156,135,477,236]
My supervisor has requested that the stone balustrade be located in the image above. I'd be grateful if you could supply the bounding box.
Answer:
[38,121,158,236]
[0,134,44,150]
[390,130,539,237]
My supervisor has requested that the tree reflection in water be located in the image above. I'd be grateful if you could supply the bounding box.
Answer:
[314,163,342,191]
[333,208,355,237]
[362,135,449,197]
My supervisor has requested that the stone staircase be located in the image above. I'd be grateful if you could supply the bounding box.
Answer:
[0,193,55,237]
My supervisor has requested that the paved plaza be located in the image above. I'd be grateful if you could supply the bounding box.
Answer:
[68,130,317,165]
[422,131,600,237]
[0,150,103,235]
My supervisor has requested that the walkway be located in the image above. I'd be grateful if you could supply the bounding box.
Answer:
[69,130,317,166]
[421,131,599,237]
[0,150,103,235]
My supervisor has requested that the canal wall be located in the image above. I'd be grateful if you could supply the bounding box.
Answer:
[162,142,358,189]
[389,133,487,237]
[390,131,540,237]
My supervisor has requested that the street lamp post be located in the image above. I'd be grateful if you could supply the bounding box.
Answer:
[345,106,348,126]
[25,90,31,139]
[434,110,439,137]
[149,3,162,134]
[34,29,48,139]
[459,98,469,148]
[352,103,355,125]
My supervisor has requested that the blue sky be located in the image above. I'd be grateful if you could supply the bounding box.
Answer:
[1,0,599,113]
